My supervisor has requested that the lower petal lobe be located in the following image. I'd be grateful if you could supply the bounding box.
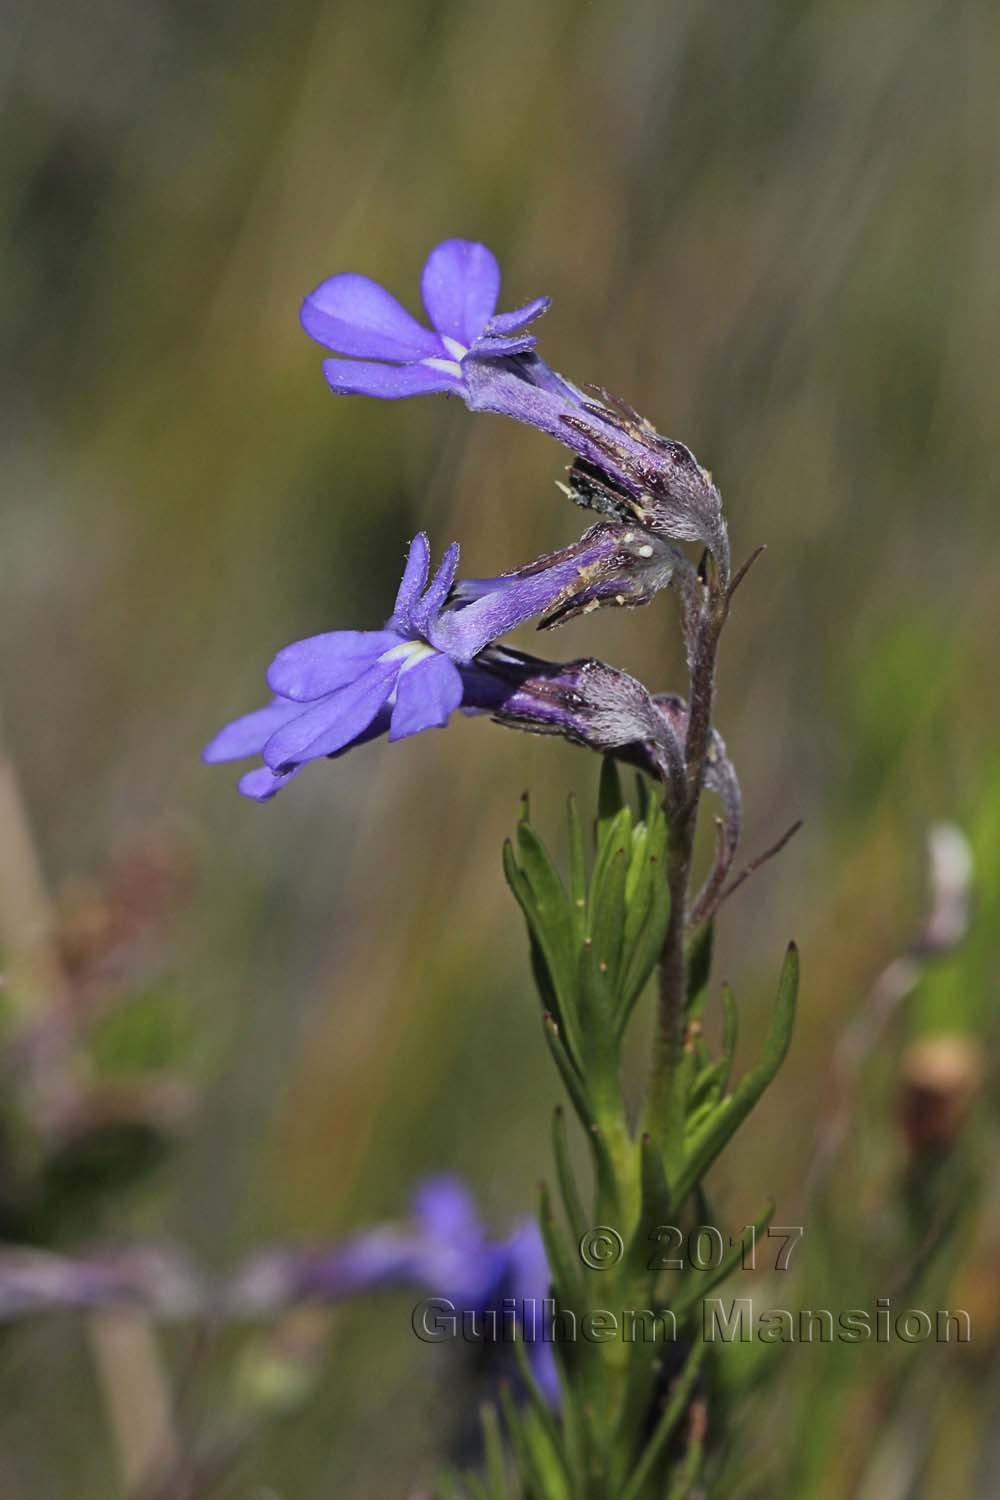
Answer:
[263,660,399,769]
[323,358,460,399]
[238,764,303,801]
[388,653,464,741]
[203,697,304,763]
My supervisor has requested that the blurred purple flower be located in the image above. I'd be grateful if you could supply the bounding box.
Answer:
[303,238,728,570]
[301,237,550,399]
[204,529,645,801]
[231,1176,558,1404]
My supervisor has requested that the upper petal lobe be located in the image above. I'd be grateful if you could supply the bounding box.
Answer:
[421,240,500,348]
[410,542,460,634]
[485,297,551,337]
[392,533,432,627]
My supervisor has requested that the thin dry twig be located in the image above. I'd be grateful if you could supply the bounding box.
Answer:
[727,544,767,599]
[718,819,803,907]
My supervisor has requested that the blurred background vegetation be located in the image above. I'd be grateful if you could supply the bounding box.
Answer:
[1,0,998,1494]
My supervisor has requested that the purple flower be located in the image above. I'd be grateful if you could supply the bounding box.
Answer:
[301,237,550,399]
[481,646,683,780]
[480,648,741,830]
[303,238,729,573]
[451,521,684,631]
[230,1176,559,1405]
[204,529,656,801]
[463,362,730,576]
[363,1177,558,1406]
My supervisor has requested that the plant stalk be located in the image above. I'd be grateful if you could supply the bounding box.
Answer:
[644,566,729,1162]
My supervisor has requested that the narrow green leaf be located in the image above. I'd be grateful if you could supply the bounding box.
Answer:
[500,1380,573,1500]
[538,1180,583,1308]
[625,1132,673,1280]
[663,1045,698,1182]
[670,1200,775,1324]
[497,1385,539,1497]
[645,793,669,863]
[575,941,621,1104]
[551,1107,587,1246]
[481,1403,508,1499]
[620,1340,708,1500]
[687,1056,728,1113]
[623,821,650,926]
[506,1343,574,1495]
[685,922,714,1018]
[504,841,560,1018]
[617,795,670,1026]
[591,802,632,883]
[504,833,583,1068]
[541,1013,593,1136]
[677,944,799,1199]
[613,1340,663,1491]
[618,864,671,1032]
[543,1097,620,1263]
[435,1469,464,1500]
[756,941,799,1077]
[589,834,629,993]
[516,823,577,999]
[566,793,588,945]
[684,1092,720,1141]
[720,982,738,1095]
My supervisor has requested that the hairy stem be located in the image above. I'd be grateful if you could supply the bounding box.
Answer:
[645,570,729,1164]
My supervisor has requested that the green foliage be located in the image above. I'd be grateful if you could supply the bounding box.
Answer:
[5,0,999,1488]
[491,771,800,1500]
[0,975,195,1244]
[503,763,671,1115]
[87,983,195,1075]
[675,945,799,1203]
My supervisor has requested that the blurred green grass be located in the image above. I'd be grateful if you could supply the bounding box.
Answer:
[2,0,999,1493]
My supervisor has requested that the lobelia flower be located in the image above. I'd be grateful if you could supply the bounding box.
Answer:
[452,520,686,630]
[204,528,676,801]
[0,1183,558,1412]
[229,1176,558,1404]
[302,237,729,577]
[479,646,687,792]
[477,646,741,834]
[300,237,551,399]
